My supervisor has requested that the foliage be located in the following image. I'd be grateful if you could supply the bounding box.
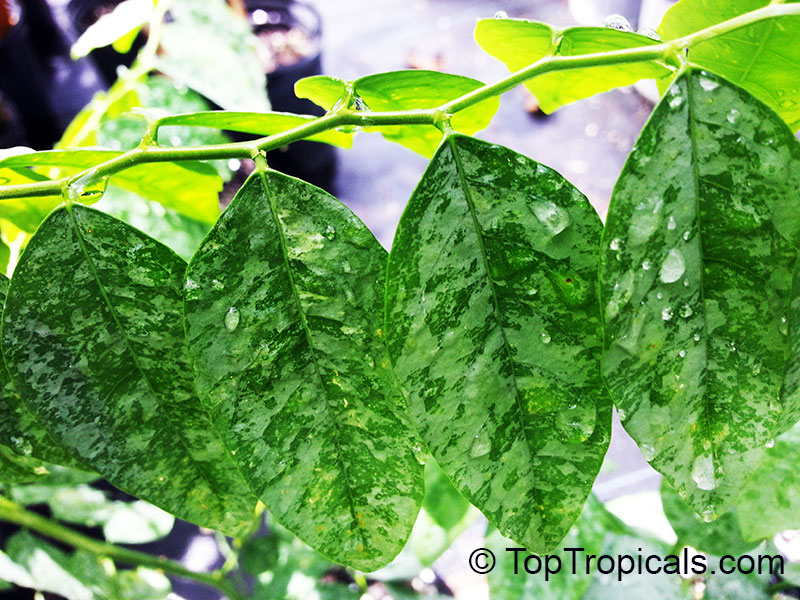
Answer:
[1,0,800,598]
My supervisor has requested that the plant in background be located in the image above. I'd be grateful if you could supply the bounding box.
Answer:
[1,0,800,598]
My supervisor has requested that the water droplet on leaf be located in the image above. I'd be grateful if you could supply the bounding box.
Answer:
[555,401,596,443]
[660,248,685,283]
[691,453,716,490]
[470,428,491,457]
[224,307,240,332]
[540,331,551,344]
[662,306,673,321]
[324,225,336,240]
[533,201,571,235]
[699,77,720,92]
[602,14,632,31]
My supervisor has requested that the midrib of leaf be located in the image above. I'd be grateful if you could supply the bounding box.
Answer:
[255,168,364,546]
[64,206,228,497]
[686,74,717,492]
[445,135,541,508]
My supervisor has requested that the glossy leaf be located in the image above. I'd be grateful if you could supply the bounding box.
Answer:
[0,273,85,468]
[296,71,500,157]
[0,164,61,233]
[158,111,353,147]
[385,134,611,552]
[157,0,269,112]
[474,20,674,113]
[294,75,348,112]
[660,480,756,556]
[600,68,800,519]
[658,0,800,131]
[2,205,258,536]
[0,150,221,225]
[184,169,423,570]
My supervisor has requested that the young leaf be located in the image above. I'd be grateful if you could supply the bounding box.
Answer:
[70,0,151,60]
[658,0,800,131]
[296,71,500,157]
[600,68,800,519]
[2,205,259,536]
[385,134,611,553]
[157,111,354,147]
[0,165,61,233]
[0,150,221,225]
[474,20,674,113]
[183,169,424,570]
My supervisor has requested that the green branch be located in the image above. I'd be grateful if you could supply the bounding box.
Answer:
[0,495,244,600]
[1,1,799,202]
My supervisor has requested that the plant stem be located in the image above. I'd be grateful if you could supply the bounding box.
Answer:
[1,2,799,202]
[0,495,243,600]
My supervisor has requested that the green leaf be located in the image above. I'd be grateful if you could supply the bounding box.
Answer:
[703,547,773,600]
[296,71,500,157]
[183,169,424,570]
[0,150,221,225]
[474,20,674,114]
[70,0,151,59]
[156,0,270,111]
[733,423,800,541]
[294,75,349,112]
[422,460,470,532]
[2,205,259,536]
[157,111,354,148]
[599,68,800,519]
[658,0,800,131]
[660,480,756,556]
[240,534,281,575]
[0,273,85,468]
[385,134,611,552]
[0,163,62,233]
[0,531,172,600]
[0,445,49,484]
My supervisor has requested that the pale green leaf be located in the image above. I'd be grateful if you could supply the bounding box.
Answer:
[296,71,500,157]
[0,150,221,225]
[184,169,424,570]
[599,68,800,519]
[157,111,354,147]
[2,205,259,536]
[385,134,611,552]
[658,0,800,131]
[70,0,152,59]
[474,20,674,113]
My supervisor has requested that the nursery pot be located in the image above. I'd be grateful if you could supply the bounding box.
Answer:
[0,0,60,149]
[246,0,337,193]
[67,0,146,86]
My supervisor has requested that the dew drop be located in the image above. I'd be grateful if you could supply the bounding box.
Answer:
[765,439,775,449]
[184,279,199,291]
[693,333,701,342]
[699,77,720,92]
[470,428,491,457]
[683,229,692,241]
[642,260,652,271]
[779,316,788,336]
[540,331,551,344]
[493,9,508,18]
[669,95,684,109]
[691,453,716,490]
[680,304,693,318]
[533,201,571,235]
[609,238,621,251]
[638,27,660,40]
[660,248,685,283]
[324,225,336,240]
[342,260,352,273]
[602,14,632,31]
[679,350,686,358]
[212,279,224,290]
[656,292,663,300]
[639,443,656,461]
[662,306,673,321]
[667,216,677,230]
[224,307,240,332]
[727,108,740,124]
[555,401,596,443]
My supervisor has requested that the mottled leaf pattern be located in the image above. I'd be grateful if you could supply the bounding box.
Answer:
[600,68,800,518]
[2,205,258,535]
[183,169,423,570]
[385,134,611,552]
[0,274,84,468]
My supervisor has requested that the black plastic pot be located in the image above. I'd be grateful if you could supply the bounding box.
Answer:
[67,0,146,86]
[0,1,60,149]
[246,0,337,193]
